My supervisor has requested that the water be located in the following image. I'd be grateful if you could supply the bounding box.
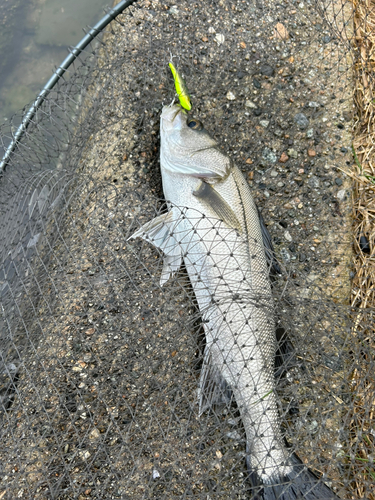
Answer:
[0,0,111,124]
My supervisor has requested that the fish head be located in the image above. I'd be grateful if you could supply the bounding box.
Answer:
[160,104,230,182]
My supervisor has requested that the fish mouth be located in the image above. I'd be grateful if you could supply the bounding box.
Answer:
[161,104,186,131]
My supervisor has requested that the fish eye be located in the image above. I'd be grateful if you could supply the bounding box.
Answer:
[187,119,203,130]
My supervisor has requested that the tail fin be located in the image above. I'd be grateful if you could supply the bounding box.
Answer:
[248,453,340,500]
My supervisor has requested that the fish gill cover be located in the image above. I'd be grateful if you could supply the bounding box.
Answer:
[0,0,374,499]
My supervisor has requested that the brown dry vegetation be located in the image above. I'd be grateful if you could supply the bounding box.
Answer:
[347,0,375,498]
[352,0,375,309]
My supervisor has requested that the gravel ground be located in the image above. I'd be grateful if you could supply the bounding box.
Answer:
[0,0,369,499]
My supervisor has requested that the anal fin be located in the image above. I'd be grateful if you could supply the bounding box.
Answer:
[198,348,232,416]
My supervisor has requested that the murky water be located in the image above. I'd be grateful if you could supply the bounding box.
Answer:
[0,0,111,124]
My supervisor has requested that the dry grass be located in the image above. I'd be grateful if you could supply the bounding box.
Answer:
[347,0,375,497]
[352,0,375,309]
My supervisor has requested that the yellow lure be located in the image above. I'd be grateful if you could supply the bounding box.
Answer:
[169,62,192,111]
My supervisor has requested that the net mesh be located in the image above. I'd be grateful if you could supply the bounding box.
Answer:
[0,0,374,498]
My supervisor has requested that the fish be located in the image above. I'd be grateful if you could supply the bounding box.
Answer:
[130,103,339,500]
[168,62,192,111]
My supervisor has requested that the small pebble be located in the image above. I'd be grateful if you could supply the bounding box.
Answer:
[335,178,343,186]
[294,113,309,130]
[287,148,298,159]
[284,231,293,242]
[260,120,269,128]
[253,78,261,89]
[261,148,277,165]
[169,5,179,14]
[280,248,291,262]
[245,100,257,109]
[226,431,242,440]
[215,33,225,45]
[208,26,216,34]
[260,64,274,77]
[308,176,320,188]
[359,235,370,253]
[306,128,314,138]
[279,152,289,163]
[308,420,319,434]
[308,102,320,108]
[270,170,278,177]
[299,253,306,262]
[307,149,316,157]
[90,428,101,440]
[226,91,236,101]
[274,22,289,40]
[277,181,284,187]
[153,469,160,480]
[336,189,346,200]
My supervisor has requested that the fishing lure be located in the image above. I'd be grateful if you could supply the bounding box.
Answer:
[169,62,192,111]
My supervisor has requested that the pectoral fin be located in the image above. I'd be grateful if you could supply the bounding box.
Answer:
[198,348,232,416]
[128,211,182,285]
[193,181,241,231]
